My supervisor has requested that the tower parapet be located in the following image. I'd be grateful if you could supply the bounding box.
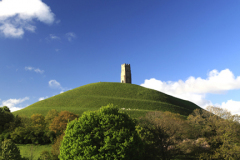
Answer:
[121,63,131,83]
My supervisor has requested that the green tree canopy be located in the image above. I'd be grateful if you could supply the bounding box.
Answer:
[49,111,79,135]
[0,106,14,134]
[59,104,144,160]
[187,106,240,159]
[45,109,59,127]
[2,106,10,112]
[31,114,46,130]
[137,111,189,160]
[0,139,21,160]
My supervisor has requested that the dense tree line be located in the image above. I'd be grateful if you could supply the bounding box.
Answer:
[1,105,240,159]
[0,108,79,145]
[136,106,240,159]
[0,106,79,159]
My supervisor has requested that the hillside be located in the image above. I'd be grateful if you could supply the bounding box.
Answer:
[13,82,201,118]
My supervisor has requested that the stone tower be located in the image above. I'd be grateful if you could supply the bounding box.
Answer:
[121,63,131,83]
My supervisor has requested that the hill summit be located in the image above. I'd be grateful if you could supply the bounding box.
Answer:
[13,82,201,118]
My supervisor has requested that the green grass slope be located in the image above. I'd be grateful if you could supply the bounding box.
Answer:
[13,82,201,118]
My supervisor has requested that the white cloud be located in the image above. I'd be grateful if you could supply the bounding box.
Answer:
[49,79,62,89]
[0,22,24,37]
[49,80,70,94]
[9,107,23,112]
[0,0,55,38]
[215,100,240,115]
[66,32,76,41]
[25,66,33,70]
[38,97,44,101]
[49,34,60,40]
[142,69,240,95]
[25,66,44,74]
[45,34,60,42]
[1,97,29,112]
[141,69,240,115]
[38,96,48,101]
[34,68,44,74]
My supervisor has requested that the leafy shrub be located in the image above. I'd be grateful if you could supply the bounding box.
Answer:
[38,150,52,160]
[0,139,21,160]
[51,134,64,160]
[59,104,144,160]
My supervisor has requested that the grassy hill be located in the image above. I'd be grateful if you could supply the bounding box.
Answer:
[13,82,201,118]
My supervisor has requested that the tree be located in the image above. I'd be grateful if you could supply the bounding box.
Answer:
[0,106,14,134]
[137,111,188,160]
[2,106,10,112]
[187,106,240,159]
[51,134,64,160]
[176,137,210,158]
[135,125,157,159]
[11,114,52,144]
[11,126,32,144]
[0,139,21,160]
[31,114,46,130]
[45,109,59,127]
[49,111,78,135]
[6,115,22,133]
[59,104,144,160]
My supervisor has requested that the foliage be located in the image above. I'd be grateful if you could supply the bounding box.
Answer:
[37,150,52,160]
[10,104,240,159]
[0,139,22,160]
[51,134,64,160]
[11,114,53,144]
[59,104,144,160]
[2,106,10,112]
[135,125,157,159]
[13,82,200,118]
[45,109,59,127]
[176,137,210,158]
[11,125,53,145]
[187,106,240,159]
[6,115,23,133]
[31,114,46,130]
[0,106,14,134]
[137,111,189,160]
[49,111,78,135]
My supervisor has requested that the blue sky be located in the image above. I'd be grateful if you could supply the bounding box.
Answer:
[1,0,240,115]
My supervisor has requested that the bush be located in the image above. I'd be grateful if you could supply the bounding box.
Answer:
[38,150,52,160]
[0,139,21,160]
[59,104,144,160]
[51,134,64,160]
[3,133,10,140]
